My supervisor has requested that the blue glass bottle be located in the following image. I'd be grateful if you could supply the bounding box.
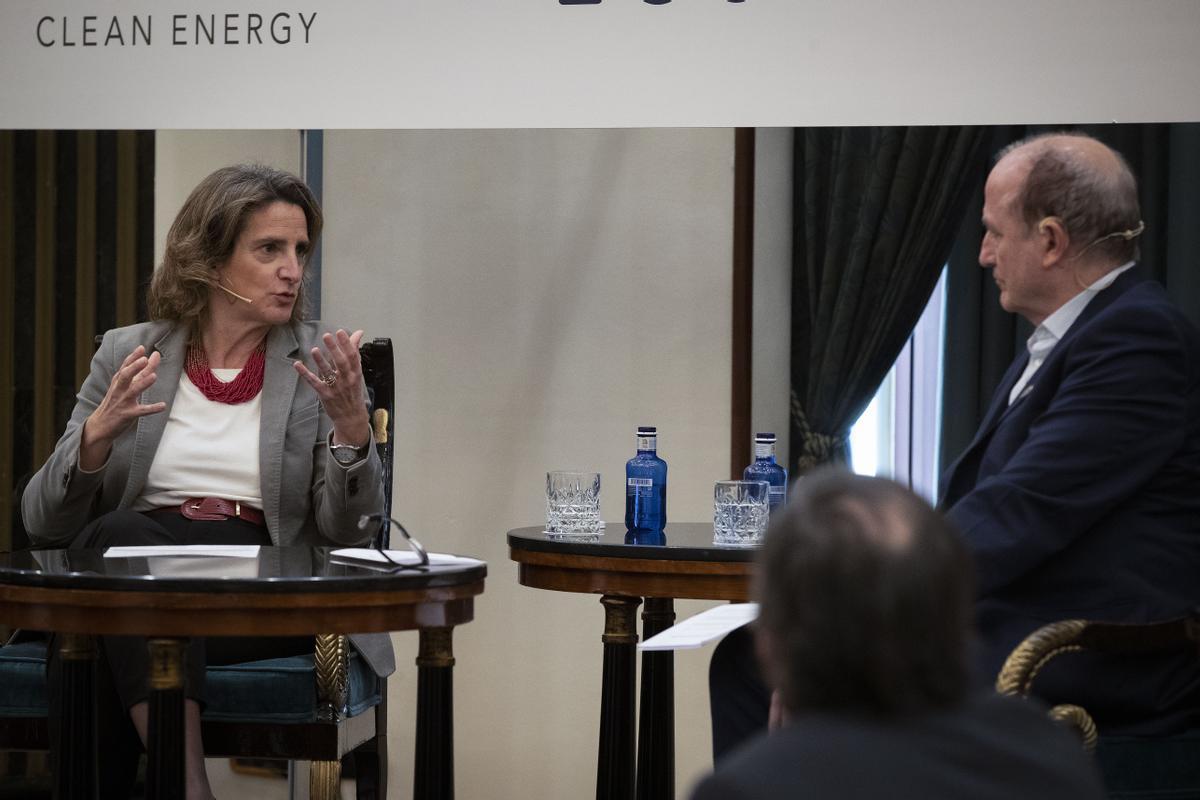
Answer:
[744,432,787,515]
[624,528,666,547]
[625,426,667,534]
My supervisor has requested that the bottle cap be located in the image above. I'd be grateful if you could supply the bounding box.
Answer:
[637,426,657,435]
[754,432,776,443]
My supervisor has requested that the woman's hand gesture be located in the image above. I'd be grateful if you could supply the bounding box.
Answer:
[80,345,167,470]
[294,328,372,447]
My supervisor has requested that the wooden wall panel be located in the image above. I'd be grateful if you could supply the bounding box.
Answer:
[75,133,97,386]
[0,130,153,552]
[0,132,13,554]
[33,132,56,469]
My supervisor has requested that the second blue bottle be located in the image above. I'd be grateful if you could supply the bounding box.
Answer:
[743,432,788,515]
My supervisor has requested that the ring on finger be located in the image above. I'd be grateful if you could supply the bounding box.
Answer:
[320,368,339,387]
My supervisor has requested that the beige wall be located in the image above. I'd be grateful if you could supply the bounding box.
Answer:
[154,131,301,266]
[157,128,745,798]
[751,128,793,465]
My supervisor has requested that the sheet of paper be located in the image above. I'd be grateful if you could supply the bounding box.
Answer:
[146,556,261,579]
[104,545,261,558]
[330,549,485,568]
[638,603,759,651]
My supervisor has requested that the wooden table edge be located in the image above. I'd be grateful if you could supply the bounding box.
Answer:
[508,546,753,576]
[0,578,486,636]
[514,562,751,603]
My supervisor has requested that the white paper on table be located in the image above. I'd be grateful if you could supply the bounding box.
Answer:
[638,603,760,651]
[104,545,261,558]
[146,556,261,579]
[330,549,485,568]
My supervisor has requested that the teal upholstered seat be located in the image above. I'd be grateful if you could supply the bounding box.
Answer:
[0,641,382,724]
[205,651,382,723]
[0,641,49,718]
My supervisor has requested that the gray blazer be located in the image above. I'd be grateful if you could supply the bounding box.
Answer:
[21,319,395,676]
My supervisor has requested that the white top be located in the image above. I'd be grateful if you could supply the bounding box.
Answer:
[1008,261,1136,405]
[132,368,264,511]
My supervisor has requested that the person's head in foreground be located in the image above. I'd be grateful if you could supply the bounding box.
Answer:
[690,470,1107,799]
[754,469,973,719]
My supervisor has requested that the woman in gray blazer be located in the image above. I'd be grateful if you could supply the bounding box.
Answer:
[22,164,388,800]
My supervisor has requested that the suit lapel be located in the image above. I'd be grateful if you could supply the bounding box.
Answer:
[938,348,1027,505]
[260,324,301,544]
[120,325,187,507]
[975,350,1030,440]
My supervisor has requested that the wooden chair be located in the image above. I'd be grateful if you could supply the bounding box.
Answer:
[996,612,1200,798]
[0,337,396,800]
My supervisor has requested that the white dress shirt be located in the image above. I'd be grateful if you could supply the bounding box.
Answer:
[132,368,263,511]
[1008,261,1137,405]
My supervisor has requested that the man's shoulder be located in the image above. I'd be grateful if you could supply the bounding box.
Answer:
[1075,276,1199,359]
[955,690,1081,743]
[691,694,1105,800]
[1098,275,1194,328]
[689,725,821,800]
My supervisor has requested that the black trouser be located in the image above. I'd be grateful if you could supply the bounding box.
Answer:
[45,509,312,797]
[708,623,770,762]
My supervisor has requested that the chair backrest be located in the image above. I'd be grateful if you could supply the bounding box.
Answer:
[359,338,395,548]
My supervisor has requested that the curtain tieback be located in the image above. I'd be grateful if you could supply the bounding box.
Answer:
[791,405,847,473]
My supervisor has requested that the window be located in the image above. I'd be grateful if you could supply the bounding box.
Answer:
[848,268,946,503]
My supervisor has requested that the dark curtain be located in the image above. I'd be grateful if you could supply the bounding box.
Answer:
[789,126,988,475]
[939,123,1200,472]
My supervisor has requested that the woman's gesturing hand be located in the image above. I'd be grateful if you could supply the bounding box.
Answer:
[79,345,167,471]
[293,328,371,447]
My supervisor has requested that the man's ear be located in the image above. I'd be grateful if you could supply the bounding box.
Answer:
[1037,216,1070,267]
[754,625,792,730]
[753,624,782,689]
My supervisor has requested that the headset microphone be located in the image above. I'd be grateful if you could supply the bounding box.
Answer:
[215,281,253,304]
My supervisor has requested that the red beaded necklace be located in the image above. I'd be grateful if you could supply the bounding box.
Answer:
[185,342,266,404]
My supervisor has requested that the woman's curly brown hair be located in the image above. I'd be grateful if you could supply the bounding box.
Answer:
[148,164,323,325]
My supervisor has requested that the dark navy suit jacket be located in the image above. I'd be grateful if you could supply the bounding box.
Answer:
[940,267,1200,734]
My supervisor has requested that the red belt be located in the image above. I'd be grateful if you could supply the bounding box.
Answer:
[155,498,266,526]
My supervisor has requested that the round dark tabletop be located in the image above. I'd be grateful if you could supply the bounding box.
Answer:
[508,523,757,602]
[0,546,486,593]
[507,523,759,562]
[0,547,488,636]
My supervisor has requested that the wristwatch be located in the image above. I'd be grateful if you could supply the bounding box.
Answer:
[328,434,369,466]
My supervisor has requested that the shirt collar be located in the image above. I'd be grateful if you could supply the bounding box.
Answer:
[1033,260,1136,345]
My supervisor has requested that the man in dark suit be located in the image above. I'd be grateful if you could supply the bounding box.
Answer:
[692,471,1104,800]
[940,133,1200,734]
[708,132,1200,756]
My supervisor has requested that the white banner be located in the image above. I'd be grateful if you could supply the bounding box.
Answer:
[2,0,1199,129]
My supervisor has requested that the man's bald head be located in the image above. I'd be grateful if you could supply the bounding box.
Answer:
[997,133,1142,266]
